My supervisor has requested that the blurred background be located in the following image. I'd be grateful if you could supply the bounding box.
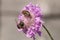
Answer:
[0,0,60,40]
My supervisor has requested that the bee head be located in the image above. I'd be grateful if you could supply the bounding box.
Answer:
[17,21,24,29]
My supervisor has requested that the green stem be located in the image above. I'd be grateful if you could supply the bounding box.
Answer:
[42,25,54,40]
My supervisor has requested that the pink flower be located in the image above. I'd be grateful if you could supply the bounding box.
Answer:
[16,3,43,40]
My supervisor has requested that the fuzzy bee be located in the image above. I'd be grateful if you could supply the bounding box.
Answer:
[17,10,32,29]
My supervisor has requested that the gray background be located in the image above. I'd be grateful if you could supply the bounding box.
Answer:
[0,0,60,40]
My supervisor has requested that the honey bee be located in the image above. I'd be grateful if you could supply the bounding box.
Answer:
[17,10,33,29]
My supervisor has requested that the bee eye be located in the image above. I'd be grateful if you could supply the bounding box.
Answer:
[19,21,24,27]
[17,21,24,29]
[22,10,31,17]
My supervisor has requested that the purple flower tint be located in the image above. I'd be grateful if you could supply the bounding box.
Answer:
[17,3,43,40]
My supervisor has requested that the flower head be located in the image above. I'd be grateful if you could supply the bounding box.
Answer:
[16,3,43,40]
